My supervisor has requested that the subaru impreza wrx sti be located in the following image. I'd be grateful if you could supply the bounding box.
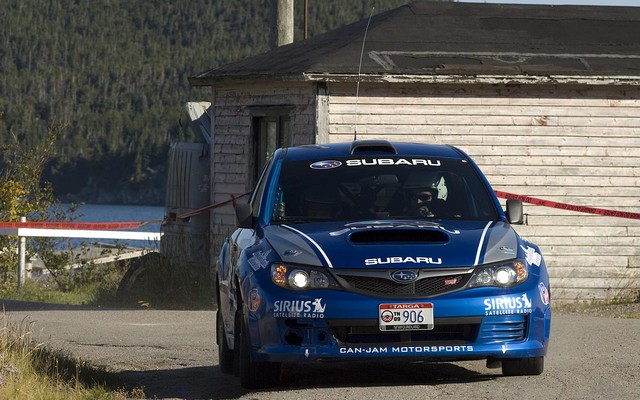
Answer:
[216,140,551,388]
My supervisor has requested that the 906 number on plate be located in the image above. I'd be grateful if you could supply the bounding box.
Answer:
[379,303,434,331]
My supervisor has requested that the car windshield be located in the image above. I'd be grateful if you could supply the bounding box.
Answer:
[270,156,499,223]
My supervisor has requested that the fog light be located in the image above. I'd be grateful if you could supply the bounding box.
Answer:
[289,270,309,289]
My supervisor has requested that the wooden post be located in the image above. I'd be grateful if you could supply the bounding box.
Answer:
[304,0,308,40]
[273,0,294,48]
[17,216,26,287]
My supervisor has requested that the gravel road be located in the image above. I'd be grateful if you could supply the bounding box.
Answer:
[2,300,639,400]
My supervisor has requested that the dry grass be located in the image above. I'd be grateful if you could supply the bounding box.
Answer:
[0,313,144,400]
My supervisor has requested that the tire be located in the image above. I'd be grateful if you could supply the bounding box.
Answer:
[116,252,163,296]
[216,310,234,374]
[502,356,544,376]
[238,309,281,389]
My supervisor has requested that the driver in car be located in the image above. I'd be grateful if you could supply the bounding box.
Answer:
[407,187,441,218]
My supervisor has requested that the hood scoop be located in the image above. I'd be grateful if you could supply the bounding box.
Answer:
[349,229,449,244]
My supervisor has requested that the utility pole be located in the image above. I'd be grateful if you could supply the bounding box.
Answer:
[304,0,308,40]
[273,0,294,48]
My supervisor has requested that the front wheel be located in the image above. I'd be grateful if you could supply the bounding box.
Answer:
[502,356,544,376]
[238,310,281,389]
[216,310,234,374]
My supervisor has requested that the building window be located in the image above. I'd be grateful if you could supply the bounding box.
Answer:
[251,109,292,185]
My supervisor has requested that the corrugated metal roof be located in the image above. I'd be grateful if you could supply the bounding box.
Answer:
[190,1,640,86]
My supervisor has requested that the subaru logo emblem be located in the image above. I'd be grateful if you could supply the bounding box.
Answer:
[391,270,418,283]
[310,160,342,170]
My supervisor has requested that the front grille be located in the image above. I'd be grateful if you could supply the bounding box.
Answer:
[333,268,472,299]
[327,317,481,346]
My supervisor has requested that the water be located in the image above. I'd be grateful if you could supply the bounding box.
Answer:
[62,204,165,248]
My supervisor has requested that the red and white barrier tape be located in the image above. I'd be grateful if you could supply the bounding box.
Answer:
[494,190,640,221]
[0,193,251,230]
[174,192,251,220]
[0,221,149,230]
[2,191,638,229]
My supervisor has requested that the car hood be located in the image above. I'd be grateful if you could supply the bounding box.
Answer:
[263,220,519,269]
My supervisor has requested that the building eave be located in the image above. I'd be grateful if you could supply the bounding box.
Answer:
[190,72,640,88]
[189,73,310,87]
[302,73,640,86]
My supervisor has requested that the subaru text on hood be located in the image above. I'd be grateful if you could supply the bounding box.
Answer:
[216,140,551,389]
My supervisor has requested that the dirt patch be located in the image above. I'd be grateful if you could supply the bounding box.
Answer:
[555,301,640,319]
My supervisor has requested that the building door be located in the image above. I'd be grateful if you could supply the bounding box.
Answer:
[251,110,292,185]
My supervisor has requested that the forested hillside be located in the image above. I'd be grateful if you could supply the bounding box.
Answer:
[0,0,417,205]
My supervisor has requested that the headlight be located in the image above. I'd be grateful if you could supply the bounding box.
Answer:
[467,259,528,288]
[289,270,309,288]
[271,264,340,291]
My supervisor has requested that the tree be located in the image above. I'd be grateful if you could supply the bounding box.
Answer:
[0,119,75,287]
[0,0,413,205]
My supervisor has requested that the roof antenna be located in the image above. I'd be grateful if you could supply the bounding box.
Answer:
[354,7,374,141]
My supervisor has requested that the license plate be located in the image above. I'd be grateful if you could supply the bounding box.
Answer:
[379,303,434,331]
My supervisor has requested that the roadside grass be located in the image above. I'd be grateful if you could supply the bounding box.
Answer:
[0,314,144,399]
[0,254,215,310]
[0,277,118,307]
[0,263,124,307]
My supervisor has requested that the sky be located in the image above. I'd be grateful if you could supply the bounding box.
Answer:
[459,0,640,5]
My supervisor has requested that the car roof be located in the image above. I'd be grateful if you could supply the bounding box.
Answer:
[281,141,465,161]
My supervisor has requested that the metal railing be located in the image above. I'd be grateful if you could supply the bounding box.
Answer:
[0,217,162,286]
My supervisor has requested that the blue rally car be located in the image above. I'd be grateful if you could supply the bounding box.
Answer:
[216,140,551,388]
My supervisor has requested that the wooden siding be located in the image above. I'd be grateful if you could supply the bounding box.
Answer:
[209,83,317,257]
[327,83,640,304]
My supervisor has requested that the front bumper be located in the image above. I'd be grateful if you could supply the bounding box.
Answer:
[245,282,552,364]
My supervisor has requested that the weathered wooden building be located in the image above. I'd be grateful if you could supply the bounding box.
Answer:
[190,1,640,304]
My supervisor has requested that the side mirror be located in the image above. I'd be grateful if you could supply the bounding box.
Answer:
[506,199,524,225]
[235,203,255,228]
